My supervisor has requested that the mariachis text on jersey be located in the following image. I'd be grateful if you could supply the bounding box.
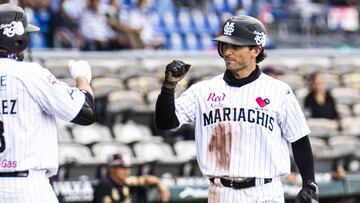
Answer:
[203,107,274,131]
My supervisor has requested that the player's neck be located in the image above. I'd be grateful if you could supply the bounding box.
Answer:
[223,65,261,87]
[0,50,24,61]
[109,173,126,185]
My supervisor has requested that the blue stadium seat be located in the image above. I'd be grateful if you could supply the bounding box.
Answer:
[159,11,178,34]
[178,9,193,34]
[183,32,200,50]
[205,12,221,35]
[121,0,133,7]
[165,32,185,50]
[148,12,161,31]
[151,0,176,15]
[212,0,228,13]
[199,33,216,50]
[191,10,208,33]
[227,0,241,12]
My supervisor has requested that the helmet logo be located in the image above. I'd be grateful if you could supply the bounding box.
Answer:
[253,31,266,47]
[0,21,25,38]
[223,22,235,36]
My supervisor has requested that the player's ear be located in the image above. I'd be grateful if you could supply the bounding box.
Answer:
[251,46,262,58]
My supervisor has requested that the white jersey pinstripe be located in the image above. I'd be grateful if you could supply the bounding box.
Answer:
[174,73,310,179]
[0,58,86,203]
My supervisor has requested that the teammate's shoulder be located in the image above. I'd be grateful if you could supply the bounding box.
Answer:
[20,61,50,74]
[13,61,52,82]
[22,61,45,69]
[0,59,45,75]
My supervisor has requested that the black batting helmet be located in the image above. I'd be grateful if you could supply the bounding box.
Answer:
[0,4,39,53]
[213,15,267,57]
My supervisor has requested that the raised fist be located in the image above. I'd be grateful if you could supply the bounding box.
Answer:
[163,60,191,89]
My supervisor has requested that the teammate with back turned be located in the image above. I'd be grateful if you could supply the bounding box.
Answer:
[0,4,95,203]
[155,15,318,203]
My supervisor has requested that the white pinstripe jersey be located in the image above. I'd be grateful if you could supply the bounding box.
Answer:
[175,72,310,178]
[0,58,85,176]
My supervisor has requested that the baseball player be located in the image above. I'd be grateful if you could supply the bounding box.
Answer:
[93,153,170,203]
[0,4,95,203]
[155,15,318,203]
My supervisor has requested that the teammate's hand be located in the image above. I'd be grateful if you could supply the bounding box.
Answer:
[69,60,92,83]
[163,60,191,89]
[295,180,319,203]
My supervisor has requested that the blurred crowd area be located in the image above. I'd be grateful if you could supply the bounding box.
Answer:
[2,0,360,50]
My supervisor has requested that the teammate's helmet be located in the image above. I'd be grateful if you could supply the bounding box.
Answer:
[213,15,267,57]
[0,4,39,53]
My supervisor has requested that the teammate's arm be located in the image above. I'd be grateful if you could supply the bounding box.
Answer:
[138,175,170,203]
[292,136,319,202]
[69,60,95,125]
[155,60,190,130]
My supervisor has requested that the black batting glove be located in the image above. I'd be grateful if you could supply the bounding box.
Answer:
[163,60,191,90]
[295,180,319,203]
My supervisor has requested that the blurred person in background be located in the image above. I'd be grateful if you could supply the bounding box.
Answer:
[53,0,84,48]
[79,0,111,50]
[125,0,164,49]
[93,153,170,203]
[303,72,346,180]
[31,0,54,48]
[61,0,86,20]
[105,0,145,49]
[304,72,339,120]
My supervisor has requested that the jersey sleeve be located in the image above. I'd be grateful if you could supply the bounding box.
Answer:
[174,85,198,127]
[21,63,85,122]
[278,87,311,143]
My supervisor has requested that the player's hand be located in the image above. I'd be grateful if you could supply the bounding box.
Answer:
[163,60,191,89]
[295,180,319,203]
[68,60,92,83]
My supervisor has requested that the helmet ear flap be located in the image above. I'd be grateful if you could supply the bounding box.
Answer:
[217,42,224,58]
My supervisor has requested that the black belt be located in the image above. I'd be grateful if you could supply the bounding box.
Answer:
[209,177,272,189]
[0,170,29,177]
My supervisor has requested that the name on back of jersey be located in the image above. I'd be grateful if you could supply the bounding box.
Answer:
[0,99,17,115]
[0,75,18,114]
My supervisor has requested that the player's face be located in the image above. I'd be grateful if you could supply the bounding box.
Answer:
[222,43,260,76]
[110,166,131,182]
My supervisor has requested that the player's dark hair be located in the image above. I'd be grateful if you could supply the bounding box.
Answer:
[249,45,266,64]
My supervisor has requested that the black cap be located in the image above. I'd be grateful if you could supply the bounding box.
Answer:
[108,153,132,168]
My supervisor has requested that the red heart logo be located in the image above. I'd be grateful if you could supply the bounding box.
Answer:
[256,97,267,107]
